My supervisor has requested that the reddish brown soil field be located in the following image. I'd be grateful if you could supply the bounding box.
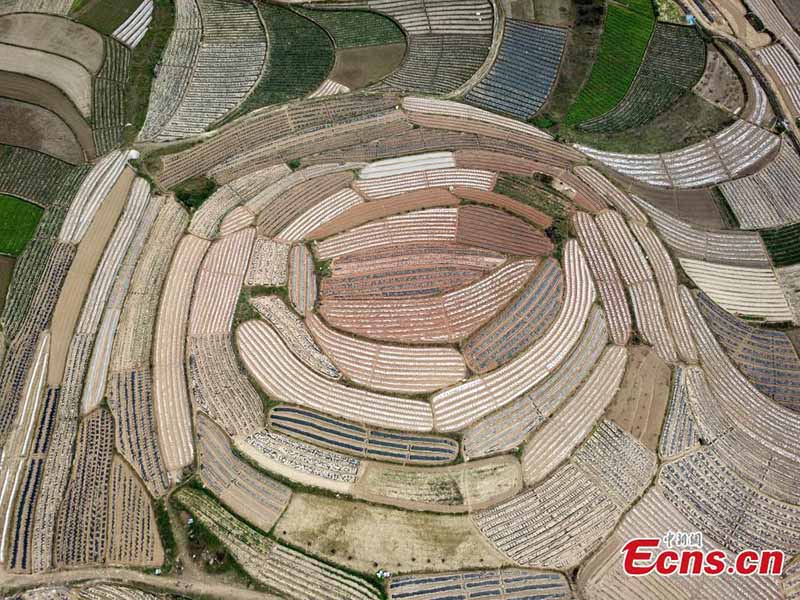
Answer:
[456,205,554,256]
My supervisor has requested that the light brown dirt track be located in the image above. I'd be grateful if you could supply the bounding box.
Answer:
[47,168,134,385]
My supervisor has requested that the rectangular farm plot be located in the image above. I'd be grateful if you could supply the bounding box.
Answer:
[235,428,362,494]
[451,186,553,228]
[465,20,567,120]
[245,238,289,286]
[307,188,460,241]
[288,244,317,316]
[268,405,459,466]
[387,569,573,600]
[358,152,456,179]
[679,258,794,322]
[353,456,522,513]
[353,168,496,200]
[315,208,459,260]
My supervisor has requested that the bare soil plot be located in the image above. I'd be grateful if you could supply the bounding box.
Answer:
[0,71,95,159]
[275,493,511,574]
[509,0,537,21]
[0,13,105,74]
[773,0,800,28]
[0,98,83,164]
[604,345,671,452]
[621,177,726,229]
[0,43,93,117]
[708,0,772,48]
[693,45,746,115]
[47,168,133,384]
[533,0,574,26]
[329,43,406,89]
[0,255,13,316]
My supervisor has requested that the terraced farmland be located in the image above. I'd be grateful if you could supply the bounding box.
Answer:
[578,23,706,132]
[2,5,800,600]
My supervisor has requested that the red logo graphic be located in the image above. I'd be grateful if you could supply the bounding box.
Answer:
[622,538,785,577]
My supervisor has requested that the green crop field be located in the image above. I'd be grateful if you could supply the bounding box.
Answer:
[761,222,800,267]
[0,195,44,256]
[232,4,334,118]
[293,7,405,48]
[564,1,655,126]
[71,0,143,34]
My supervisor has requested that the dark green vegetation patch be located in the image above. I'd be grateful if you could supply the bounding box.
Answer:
[71,0,144,34]
[578,23,706,133]
[231,4,334,117]
[565,0,655,126]
[173,176,217,211]
[124,0,176,144]
[0,195,44,256]
[761,222,800,267]
[293,7,405,48]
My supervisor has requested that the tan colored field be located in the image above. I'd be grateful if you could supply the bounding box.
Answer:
[0,43,93,117]
[47,168,134,384]
[605,345,671,452]
[707,0,771,48]
[693,46,746,116]
[0,255,13,317]
[0,98,83,164]
[275,493,511,574]
[353,456,522,513]
[0,13,105,74]
[0,71,95,159]
[533,0,573,26]
[330,43,406,89]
